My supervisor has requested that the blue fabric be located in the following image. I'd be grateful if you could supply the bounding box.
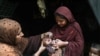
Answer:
[88,0,100,25]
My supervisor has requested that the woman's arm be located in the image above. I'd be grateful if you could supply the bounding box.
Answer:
[34,42,46,56]
[34,32,53,56]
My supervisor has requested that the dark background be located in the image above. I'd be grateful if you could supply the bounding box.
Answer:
[0,0,100,56]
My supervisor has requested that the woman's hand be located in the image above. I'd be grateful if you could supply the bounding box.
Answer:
[33,53,39,56]
[33,42,46,56]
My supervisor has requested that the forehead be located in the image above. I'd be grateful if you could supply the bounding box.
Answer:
[91,47,99,52]
[56,15,66,21]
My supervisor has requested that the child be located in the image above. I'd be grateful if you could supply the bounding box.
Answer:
[49,6,84,56]
[34,32,62,56]
[89,43,100,56]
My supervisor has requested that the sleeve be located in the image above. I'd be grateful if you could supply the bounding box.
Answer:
[23,35,49,56]
[65,29,84,56]
[23,35,42,55]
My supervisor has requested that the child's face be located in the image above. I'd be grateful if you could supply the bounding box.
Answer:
[55,15,67,27]
[43,37,52,46]
[89,47,100,56]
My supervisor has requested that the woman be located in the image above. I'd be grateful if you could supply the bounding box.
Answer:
[0,18,49,56]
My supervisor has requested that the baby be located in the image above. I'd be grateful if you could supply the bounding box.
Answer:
[42,32,59,53]
[34,32,62,56]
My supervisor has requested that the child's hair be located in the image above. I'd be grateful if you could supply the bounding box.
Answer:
[41,32,53,39]
[0,18,21,46]
[90,43,100,56]
[91,43,100,50]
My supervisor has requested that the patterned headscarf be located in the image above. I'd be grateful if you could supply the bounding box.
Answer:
[0,18,21,46]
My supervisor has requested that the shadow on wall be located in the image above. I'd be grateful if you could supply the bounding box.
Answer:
[13,0,56,36]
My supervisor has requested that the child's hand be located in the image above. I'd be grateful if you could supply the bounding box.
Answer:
[54,39,68,47]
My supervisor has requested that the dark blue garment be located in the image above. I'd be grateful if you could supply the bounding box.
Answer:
[23,35,48,56]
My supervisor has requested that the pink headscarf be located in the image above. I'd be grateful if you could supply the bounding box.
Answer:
[51,6,83,40]
[55,6,75,23]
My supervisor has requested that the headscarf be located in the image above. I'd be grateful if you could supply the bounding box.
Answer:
[50,6,83,41]
[55,6,75,23]
[0,18,21,46]
[0,18,28,51]
[0,18,24,56]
